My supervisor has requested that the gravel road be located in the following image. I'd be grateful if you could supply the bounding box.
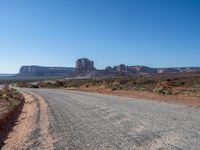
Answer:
[19,88,200,150]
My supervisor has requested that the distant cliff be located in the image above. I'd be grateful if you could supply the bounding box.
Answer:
[18,66,75,77]
[17,65,200,78]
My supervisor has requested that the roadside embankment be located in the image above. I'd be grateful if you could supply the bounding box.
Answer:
[0,86,24,148]
[2,92,55,150]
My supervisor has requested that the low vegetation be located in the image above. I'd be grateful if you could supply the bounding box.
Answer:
[16,73,200,98]
[0,85,24,108]
[0,85,24,148]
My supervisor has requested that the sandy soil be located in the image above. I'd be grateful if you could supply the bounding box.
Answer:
[2,93,36,150]
[2,93,54,150]
[66,87,200,106]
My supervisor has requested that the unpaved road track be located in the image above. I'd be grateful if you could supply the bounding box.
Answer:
[13,88,200,149]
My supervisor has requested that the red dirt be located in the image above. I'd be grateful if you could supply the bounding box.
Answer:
[67,87,200,106]
[2,93,55,150]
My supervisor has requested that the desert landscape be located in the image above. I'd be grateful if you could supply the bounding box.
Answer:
[1,0,200,149]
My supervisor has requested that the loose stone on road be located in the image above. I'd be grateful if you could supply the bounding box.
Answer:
[9,88,200,150]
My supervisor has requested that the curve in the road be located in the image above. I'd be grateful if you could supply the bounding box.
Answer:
[16,88,200,150]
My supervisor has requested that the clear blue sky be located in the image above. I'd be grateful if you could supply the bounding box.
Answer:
[0,0,200,73]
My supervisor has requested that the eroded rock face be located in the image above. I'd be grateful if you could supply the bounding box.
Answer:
[17,65,200,78]
[19,66,75,77]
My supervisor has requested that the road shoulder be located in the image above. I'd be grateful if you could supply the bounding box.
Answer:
[66,87,200,107]
[2,93,55,150]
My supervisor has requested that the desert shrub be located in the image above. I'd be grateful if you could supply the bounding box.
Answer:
[15,82,30,88]
[169,80,185,87]
[0,85,24,106]
[2,93,8,100]
[111,84,123,91]
[153,86,172,95]
[55,80,64,87]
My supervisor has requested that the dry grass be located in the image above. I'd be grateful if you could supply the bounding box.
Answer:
[0,85,24,108]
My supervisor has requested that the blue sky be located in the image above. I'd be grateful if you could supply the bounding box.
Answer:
[0,0,200,73]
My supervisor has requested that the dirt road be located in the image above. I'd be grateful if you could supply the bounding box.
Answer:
[4,88,200,150]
